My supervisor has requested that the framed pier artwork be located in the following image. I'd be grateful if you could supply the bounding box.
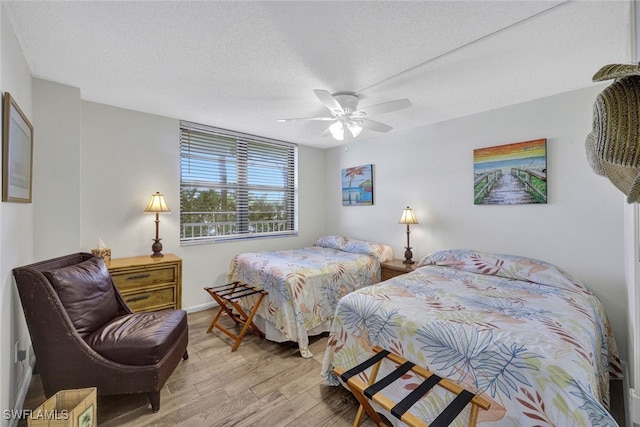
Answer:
[473,139,547,205]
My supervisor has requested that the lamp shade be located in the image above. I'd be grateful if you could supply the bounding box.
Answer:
[329,121,345,141]
[144,192,171,214]
[399,206,418,224]
[347,122,363,138]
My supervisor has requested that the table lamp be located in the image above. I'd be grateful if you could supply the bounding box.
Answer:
[399,206,418,264]
[144,192,171,257]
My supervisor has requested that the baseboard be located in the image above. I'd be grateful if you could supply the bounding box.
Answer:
[184,301,217,313]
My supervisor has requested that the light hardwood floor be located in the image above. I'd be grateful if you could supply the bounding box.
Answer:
[18,308,625,426]
[19,309,375,427]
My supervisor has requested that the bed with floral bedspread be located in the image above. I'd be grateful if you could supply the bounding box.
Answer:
[321,249,622,426]
[227,236,393,358]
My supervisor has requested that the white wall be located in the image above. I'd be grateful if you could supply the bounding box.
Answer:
[325,85,628,363]
[0,6,34,426]
[624,202,639,425]
[32,79,81,260]
[80,101,181,258]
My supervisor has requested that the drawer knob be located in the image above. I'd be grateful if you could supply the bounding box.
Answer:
[127,294,151,303]
[127,273,151,280]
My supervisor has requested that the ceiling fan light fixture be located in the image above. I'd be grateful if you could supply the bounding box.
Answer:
[330,121,344,140]
[277,89,411,143]
[347,121,362,138]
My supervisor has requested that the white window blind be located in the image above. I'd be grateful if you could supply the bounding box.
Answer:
[180,121,298,243]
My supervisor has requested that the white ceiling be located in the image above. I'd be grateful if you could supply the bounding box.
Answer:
[2,1,633,149]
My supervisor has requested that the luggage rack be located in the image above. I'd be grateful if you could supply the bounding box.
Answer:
[334,346,491,427]
[204,282,268,351]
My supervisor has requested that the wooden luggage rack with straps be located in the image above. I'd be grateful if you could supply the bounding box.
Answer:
[334,346,491,427]
[204,282,268,351]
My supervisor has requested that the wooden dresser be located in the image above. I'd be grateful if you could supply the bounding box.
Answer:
[107,254,182,312]
[381,259,419,281]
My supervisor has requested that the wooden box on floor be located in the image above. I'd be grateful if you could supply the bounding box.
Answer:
[28,387,96,427]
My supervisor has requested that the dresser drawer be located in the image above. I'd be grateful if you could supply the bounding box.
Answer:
[107,254,182,312]
[123,286,176,312]
[111,265,177,291]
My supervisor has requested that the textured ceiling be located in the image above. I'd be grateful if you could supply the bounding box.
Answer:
[2,0,633,148]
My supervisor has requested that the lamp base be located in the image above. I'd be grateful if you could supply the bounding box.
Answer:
[151,239,164,258]
[403,247,414,264]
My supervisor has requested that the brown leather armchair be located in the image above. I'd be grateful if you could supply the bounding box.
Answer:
[13,252,189,412]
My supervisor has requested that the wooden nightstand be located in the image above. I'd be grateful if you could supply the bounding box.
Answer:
[107,254,182,312]
[381,259,420,281]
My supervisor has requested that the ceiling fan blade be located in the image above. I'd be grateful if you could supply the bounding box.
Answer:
[360,119,393,133]
[357,98,411,117]
[313,89,344,113]
[277,116,335,122]
[320,125,333,137]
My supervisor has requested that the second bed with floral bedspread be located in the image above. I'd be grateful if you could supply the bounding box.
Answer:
[228,236,393,357]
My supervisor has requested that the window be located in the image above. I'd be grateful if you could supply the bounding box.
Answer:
[180,121,298,243]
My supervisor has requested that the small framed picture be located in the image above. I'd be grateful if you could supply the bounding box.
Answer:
[342,164,373,206]
[2,92,33,203]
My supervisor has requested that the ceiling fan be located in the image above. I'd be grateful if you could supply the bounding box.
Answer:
[277,90,412,141]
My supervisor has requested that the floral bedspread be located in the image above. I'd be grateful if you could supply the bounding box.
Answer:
[228,237,393,358]
[321,249,621,426]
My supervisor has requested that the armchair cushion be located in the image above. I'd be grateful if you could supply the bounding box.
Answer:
[85,309,187,366]
[43,257,119,337]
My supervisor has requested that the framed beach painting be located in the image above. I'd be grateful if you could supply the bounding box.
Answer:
[342,164,373,206]
[2,92,33,203]
[473,139,547,205]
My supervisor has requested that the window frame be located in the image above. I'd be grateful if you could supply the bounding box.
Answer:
[179,120,298,245]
